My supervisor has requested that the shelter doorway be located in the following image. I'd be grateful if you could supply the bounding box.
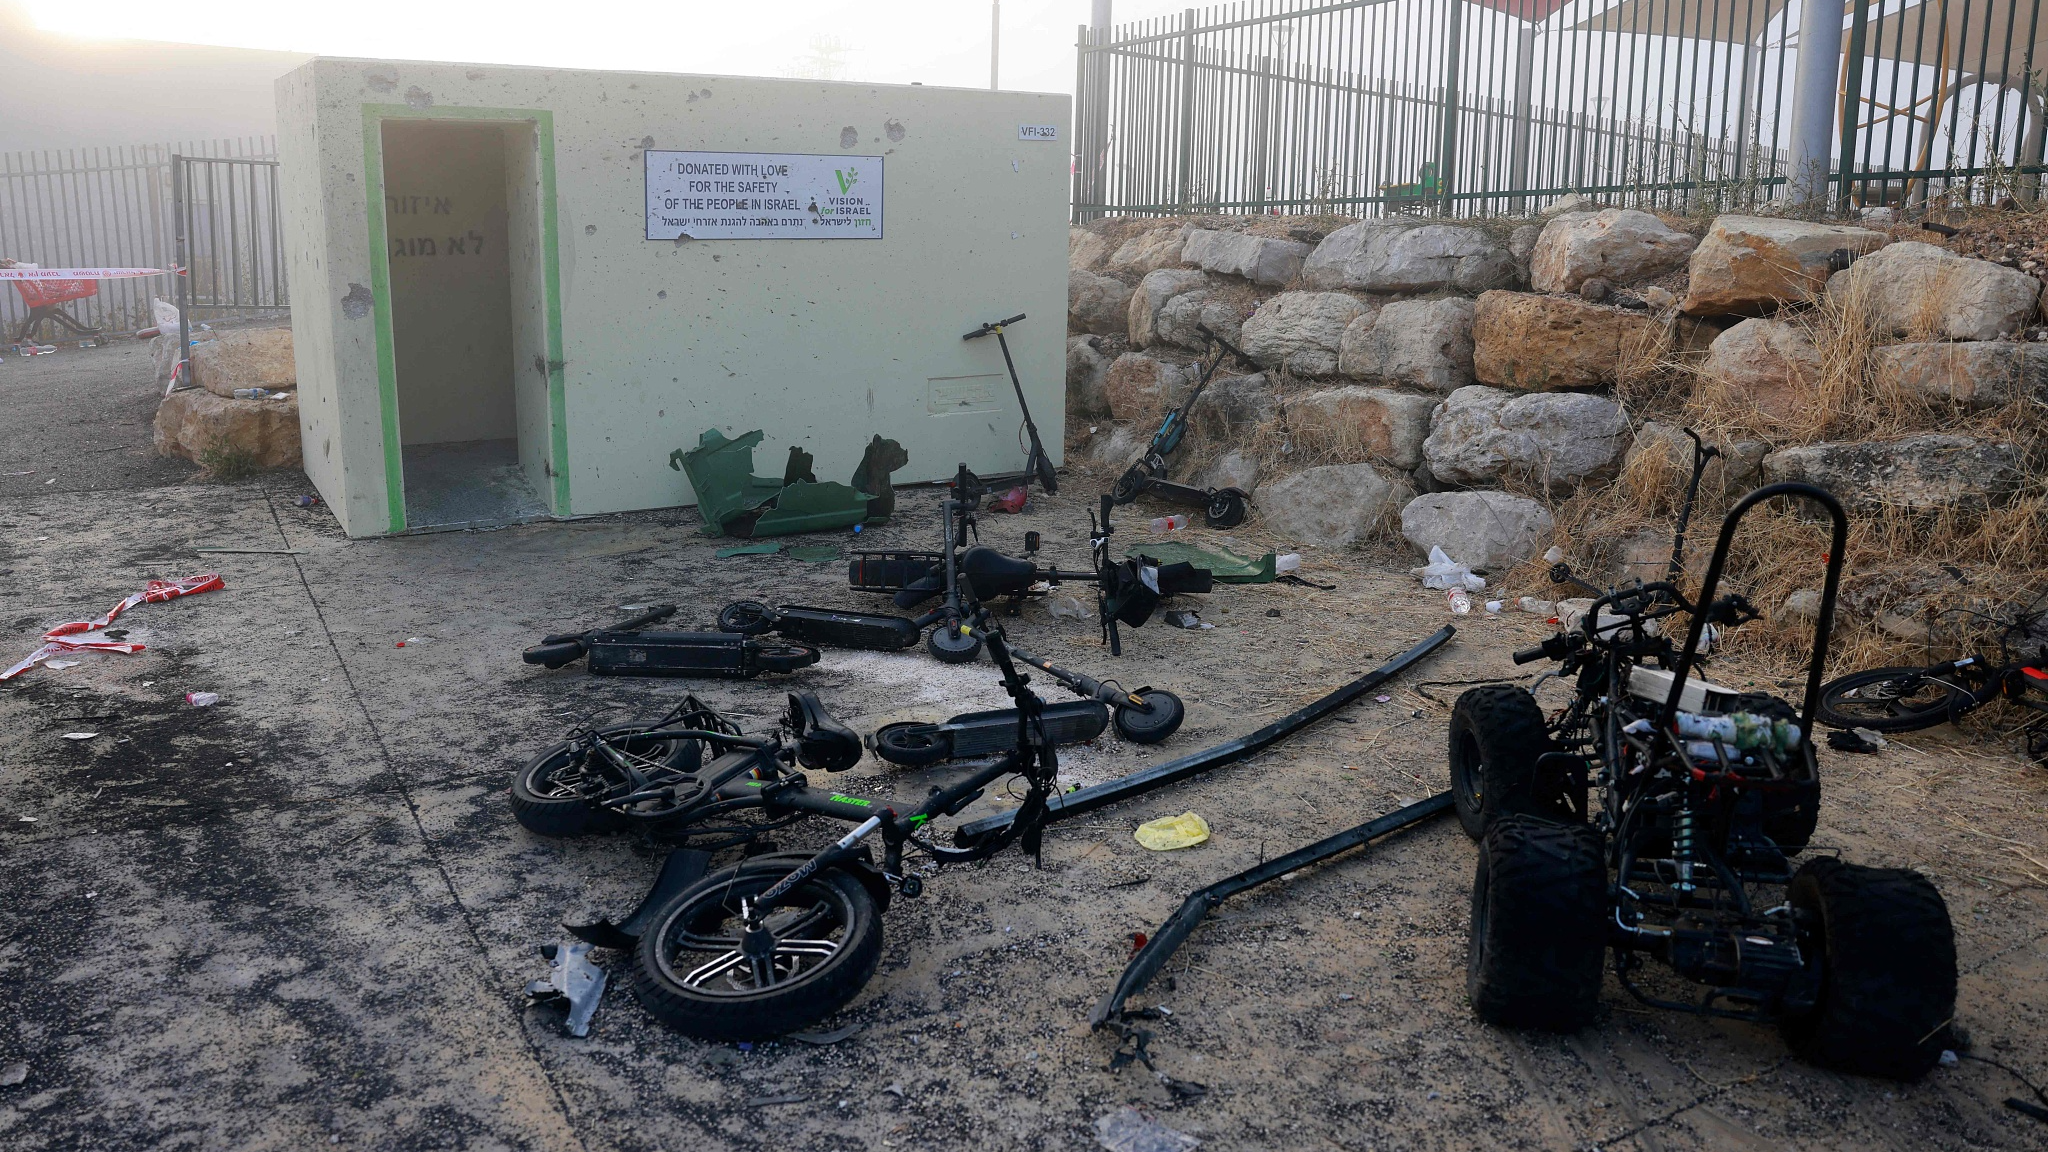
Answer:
[379,118,550,529]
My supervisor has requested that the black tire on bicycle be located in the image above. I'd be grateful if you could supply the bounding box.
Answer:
[510,725,700,837]
[1816,667,1970,733]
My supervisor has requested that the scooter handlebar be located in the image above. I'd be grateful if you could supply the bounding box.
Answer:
[963,314,1028,340]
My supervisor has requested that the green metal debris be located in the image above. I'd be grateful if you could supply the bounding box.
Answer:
[670,428,904,538]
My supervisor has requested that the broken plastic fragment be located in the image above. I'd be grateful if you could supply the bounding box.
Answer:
[1134,812,1211,851]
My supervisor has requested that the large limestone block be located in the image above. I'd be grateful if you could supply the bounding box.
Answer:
[1285,385,1437,470]
[1700,318,1823,420]
[1187,372,1277,441]
[1337,296,1476,392]
[1626,420,1767,500]
[153,388,302,469]
[1398,490,1556,571]
[1471,290,1668,391]
[1129,267,1211,348]
[1680,215,1887,316]
[1259,462,1413,548]
[1876,341,2048,410]
[1238,291,1368,377]
[192,326,296,397]
[1195,450,1261,493]
[1069,270,1134,336]
[1103,352,1193,421]
[1107,226,1192,276]
[1154,291,1244,352]
[1422,385,1629,492]
[1070,227,1112,271]
[1529,208,1698,294]
[1303,220,1516,294]
[1836,242,2043,341]
[1762,434,2024,512]
[1181,228,1312,287]
[1066,336,1114,419]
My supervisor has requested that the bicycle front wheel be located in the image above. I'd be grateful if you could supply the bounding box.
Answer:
[1816,667,1970,732]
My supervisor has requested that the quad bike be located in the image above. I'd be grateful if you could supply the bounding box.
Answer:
[513,608,1074,1040]
[1108,323,1254,530]
[521,604,820,678]
[1451,466,1959,1079]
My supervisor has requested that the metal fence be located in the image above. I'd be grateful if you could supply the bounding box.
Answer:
[1073,0,2048,220]
[0,136,280,338]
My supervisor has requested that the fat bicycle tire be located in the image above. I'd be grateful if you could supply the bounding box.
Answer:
[510,725,700,838]
[754,641,822,675]
[1816,667,1970,733]
[629,858,883,1041]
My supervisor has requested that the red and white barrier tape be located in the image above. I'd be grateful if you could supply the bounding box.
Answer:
[1,574,224,680]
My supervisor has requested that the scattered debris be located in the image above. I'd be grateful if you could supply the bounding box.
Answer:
[670,428,902,538]
[193,547,303,555]
[0,1062,25,1087]
[1412,546,1485,592]
[1135,812,1212,851]
[525,939,607,1038]
[1827,728,1887,754]
[61,732,97,740]
[185,692,220,707]
[743,1093,810,1109]
[716,542,783,558]
[789,1023,863,1045]
[785,546,841,563]
[2,574,222,681]
[987,486,1028,514]
[1162,610,1211,630]
[294,494,321,507]
[1093,1106,1201,1152]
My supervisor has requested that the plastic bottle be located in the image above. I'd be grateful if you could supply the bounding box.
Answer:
[1446,589,1472,615]
[1148,514,1188,532]
[232,388,270,400]
[185,691,220,707]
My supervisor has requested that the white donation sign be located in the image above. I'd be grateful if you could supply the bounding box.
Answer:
[645,151,883,240]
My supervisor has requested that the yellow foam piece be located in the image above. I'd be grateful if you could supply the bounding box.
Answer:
[1133,811,1211,851]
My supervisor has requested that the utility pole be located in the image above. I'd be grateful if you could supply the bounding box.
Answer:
[991,0,1001,90]
[1786,0,1845,206]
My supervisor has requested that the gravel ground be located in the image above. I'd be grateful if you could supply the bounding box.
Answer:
[2,349,2045,1151]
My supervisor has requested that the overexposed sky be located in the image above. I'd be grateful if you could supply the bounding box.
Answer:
[24,0,1196,97]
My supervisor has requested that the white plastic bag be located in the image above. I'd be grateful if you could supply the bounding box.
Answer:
[1411,546,1486,592]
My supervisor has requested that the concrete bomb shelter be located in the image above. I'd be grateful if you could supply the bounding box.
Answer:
[276,58,1069,537]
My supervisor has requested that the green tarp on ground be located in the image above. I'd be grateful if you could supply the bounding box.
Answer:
[1126,541,1278,584]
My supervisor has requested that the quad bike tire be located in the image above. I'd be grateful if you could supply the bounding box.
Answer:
[1726,692,1820,853]
[1816,667,1967,733]
[1779,857,1956,1080]
[1112,688,1185,744]
[927,623,983,664]
[1448,686,1569,840]
[1467,815,1607,1032]
[510,725,701,838]
[629,857,884,1041]
[1202,487,1248,529]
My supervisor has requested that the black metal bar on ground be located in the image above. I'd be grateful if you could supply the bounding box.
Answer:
[1090,790,1453,1029]
[952,624,1454,847]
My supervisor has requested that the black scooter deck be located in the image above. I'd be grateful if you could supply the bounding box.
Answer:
[872,698,1111,766]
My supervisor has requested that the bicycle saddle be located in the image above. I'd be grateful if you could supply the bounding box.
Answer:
[787,691,862,772]
[960,546,1038,598]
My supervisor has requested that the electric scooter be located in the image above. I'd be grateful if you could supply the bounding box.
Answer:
[1110,323,1254,529]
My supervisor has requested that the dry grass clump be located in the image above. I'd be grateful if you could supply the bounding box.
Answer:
[1510,280,2047,682]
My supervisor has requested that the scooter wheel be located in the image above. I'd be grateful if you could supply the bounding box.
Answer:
[1110,466,1146,505]
[872,722,952,767]
[927,624,983,665]
[717,600,777,636]
[1204,487,1248,529]
[1113,688,1185,744]
[754,641,822,675]
[629,859,883,1041]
